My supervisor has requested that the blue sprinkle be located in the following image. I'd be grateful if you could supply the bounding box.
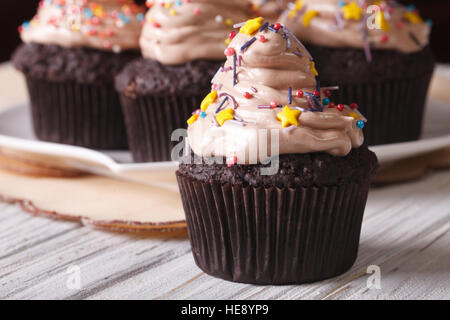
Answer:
[259,22,269,32]
[312,96,323,111]
[136,13,145,22]
[83,8,93,19]
[200,111,207,119]
[216,97,229,114]
[356,120,365,129]
[240,37,257,52]
[233,54,237,86]
[323,97,330,106]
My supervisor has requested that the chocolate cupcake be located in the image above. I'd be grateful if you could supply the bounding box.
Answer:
[12,0,146,149]
[176,18,378,284]
[280,0,435,145]
[115,0,254,162]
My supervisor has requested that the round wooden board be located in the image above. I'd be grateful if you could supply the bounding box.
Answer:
[0,153,186,232]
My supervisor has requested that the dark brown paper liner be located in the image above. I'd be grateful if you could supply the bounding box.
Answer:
[176,172,371,285]
[120,94,204,162]
[25,76,128,150]
[329,72,434,146]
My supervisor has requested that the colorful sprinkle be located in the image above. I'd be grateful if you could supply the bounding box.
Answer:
[277,106,302,127]
[240,17,263,35]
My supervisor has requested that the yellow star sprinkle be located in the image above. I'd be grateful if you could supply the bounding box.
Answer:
[288,0,303,19]
[277,106,302,128]
[71,24,81,32]
[216,108,235,126]
[342,2,362,20]
[240,17,263,35]
[294,0,303,10]
[375,10,390,31]
[348,112,360,120]
[187,113,199,126]
[200,90,218,112]
[404,11,423,24]
[93,5,105,18]
[310,61,318,76]
[302,10,319,27]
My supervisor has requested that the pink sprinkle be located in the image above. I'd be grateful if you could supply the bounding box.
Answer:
[224,47,236,57]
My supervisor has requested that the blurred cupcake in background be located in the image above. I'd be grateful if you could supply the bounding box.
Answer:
[251,0,289,20]
[13,0,146,150]
[115,0,254,162]
[280,0,434,145]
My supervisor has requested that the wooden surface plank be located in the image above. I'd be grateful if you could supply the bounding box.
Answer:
[0,170,449,300]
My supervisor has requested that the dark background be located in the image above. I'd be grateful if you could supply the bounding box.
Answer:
[1,0,449,63]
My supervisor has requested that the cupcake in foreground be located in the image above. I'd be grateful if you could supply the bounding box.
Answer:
[280,0,434,146]
[176,18,378,284]
[12,0,146,150]
[115,0,253,162]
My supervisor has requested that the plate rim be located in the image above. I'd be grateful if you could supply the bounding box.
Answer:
[0,103,449,172]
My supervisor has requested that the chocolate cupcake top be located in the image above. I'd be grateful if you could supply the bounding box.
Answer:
[19,0,146,52]
[186,18,366,165]
[280,0,431,55]
[140,0,254,65]
[252,0,289,20]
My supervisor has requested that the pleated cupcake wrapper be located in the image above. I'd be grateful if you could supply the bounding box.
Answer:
[328,70,434,146]
[120,93,204,163]
[25,76,128,150]
[176,172,371,285]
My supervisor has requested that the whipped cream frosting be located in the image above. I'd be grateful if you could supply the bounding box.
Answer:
[140,0,254,65]
[280,0,431,54]
[187,18,366,164]
[252,0,289,20]
[20,0,146,52]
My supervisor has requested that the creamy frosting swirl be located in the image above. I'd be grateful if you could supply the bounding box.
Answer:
[280,0,431,54]
[140,0,254,65]
[187,18,366,164]
[20,0,146,52]
[252,0,289,20]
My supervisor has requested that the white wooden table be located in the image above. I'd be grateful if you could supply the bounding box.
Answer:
[0,170,449,300]
[0,63,449,300]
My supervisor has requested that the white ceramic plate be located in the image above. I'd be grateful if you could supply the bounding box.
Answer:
[1,97,449,174]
